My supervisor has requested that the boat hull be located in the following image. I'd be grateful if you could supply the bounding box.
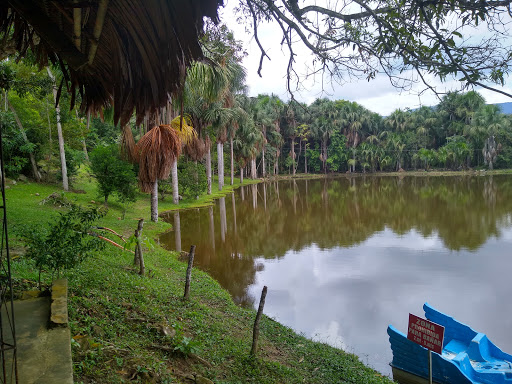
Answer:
[391,366,444,384]
[388,303,512,384]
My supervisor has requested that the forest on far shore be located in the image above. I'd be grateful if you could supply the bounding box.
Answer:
[2,52,511,207]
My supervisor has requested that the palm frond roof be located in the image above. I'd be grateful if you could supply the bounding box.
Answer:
[1,0,222,126]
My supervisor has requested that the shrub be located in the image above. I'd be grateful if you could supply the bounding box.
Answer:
[19,206,106,280]
[89,144,137,204]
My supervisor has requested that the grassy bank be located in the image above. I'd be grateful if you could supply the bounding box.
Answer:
[7,169,393,384]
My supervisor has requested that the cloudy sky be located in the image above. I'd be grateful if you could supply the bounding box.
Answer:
[218,1,512,115]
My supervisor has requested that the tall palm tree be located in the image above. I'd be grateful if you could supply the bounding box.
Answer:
[135,125,181,222]
[470,104,507,169]
[183,51,246,192]
[284,100,307,176]
[309,99,338,173]
[170,114,196,204]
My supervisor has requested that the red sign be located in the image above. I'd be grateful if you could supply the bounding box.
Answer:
[407,313,445,354]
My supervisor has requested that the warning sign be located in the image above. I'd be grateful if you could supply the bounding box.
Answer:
[407,313,445,354]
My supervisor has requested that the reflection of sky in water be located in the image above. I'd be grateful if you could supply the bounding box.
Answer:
[248,227,512,376]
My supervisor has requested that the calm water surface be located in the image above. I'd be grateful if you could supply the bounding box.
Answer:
[159,175,512,376]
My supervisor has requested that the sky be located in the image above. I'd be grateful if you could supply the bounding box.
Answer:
[218,1,512,116]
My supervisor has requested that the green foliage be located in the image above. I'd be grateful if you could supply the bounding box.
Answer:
[124,233,155,252]
[173,335,200,356]
[0,61,52,96]
[18,205,106,277]
[57,146,85,184]
[0,111,34,178]
[306,145,322,173]
[327,131,349,172]
[89,145,137,204]
[177,160,208,199]
[86,117,120,150]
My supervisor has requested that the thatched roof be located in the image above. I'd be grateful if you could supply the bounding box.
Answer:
[1,0,223,126]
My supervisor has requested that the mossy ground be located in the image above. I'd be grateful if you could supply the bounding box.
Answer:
[7,167,394,384]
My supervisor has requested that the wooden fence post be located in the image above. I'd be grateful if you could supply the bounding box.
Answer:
[183,245,196,300]
[251,286,268,356]
[133,219,144,275]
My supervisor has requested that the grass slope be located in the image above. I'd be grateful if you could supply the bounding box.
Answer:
[7,168,393,384]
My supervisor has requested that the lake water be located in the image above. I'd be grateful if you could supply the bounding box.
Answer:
[159,175,512,376]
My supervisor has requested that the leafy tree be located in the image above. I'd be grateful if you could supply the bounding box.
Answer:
[327,130,349,172]
[0,111,35,178]
[237,1,512,99]
[89,145,137,204]
[178,160,208,199]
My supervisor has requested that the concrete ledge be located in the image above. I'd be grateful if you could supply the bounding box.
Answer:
[50,278,68,325]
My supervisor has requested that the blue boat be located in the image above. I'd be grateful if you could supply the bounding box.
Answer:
[388,303,512,384]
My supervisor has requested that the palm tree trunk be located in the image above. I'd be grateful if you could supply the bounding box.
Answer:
[151,180,158,222]
[262,146,266,177]
[240,166,244,184]
[47,68,68,191]
[171,158,179,204]
[251,157,257,179]
[217,142,224,191]
[7,99,41,182]
[206,143,212,194]
[304,142,308,174]
[291,137,296,176]
[230,138,234,185]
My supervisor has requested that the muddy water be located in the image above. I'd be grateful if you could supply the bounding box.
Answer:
[159,175,512,375]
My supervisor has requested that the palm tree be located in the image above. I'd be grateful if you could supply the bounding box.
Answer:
[339,101,370,172]
[183,61,234,194]
[183,49,246,192]
[135,125,182,222]
[233,113,263,181]
[470,104,507,169]
[284,100,307,176]
[170,115,196,204]
[309,99,337,173]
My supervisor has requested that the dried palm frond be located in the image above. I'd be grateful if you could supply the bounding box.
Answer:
[2,0,222,127]
[185,137,207,161]
[135,125,182,193]
[120,124,136,163]
[170,115,197,145]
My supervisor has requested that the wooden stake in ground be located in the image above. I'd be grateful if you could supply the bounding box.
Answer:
[251,286,268,356]
[133,219,144,275]
[183,245,196,300]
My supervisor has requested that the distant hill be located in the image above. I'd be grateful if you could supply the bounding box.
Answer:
[494,102,512,114]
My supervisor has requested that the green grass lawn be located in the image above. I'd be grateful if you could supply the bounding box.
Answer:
[6,167,394,384]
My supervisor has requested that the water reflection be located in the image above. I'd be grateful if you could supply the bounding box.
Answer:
[173,211,181,252]
[159,175,512,375]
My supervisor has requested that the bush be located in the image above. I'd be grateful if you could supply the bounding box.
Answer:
[19,205,106,279]
[89,144,137,204]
